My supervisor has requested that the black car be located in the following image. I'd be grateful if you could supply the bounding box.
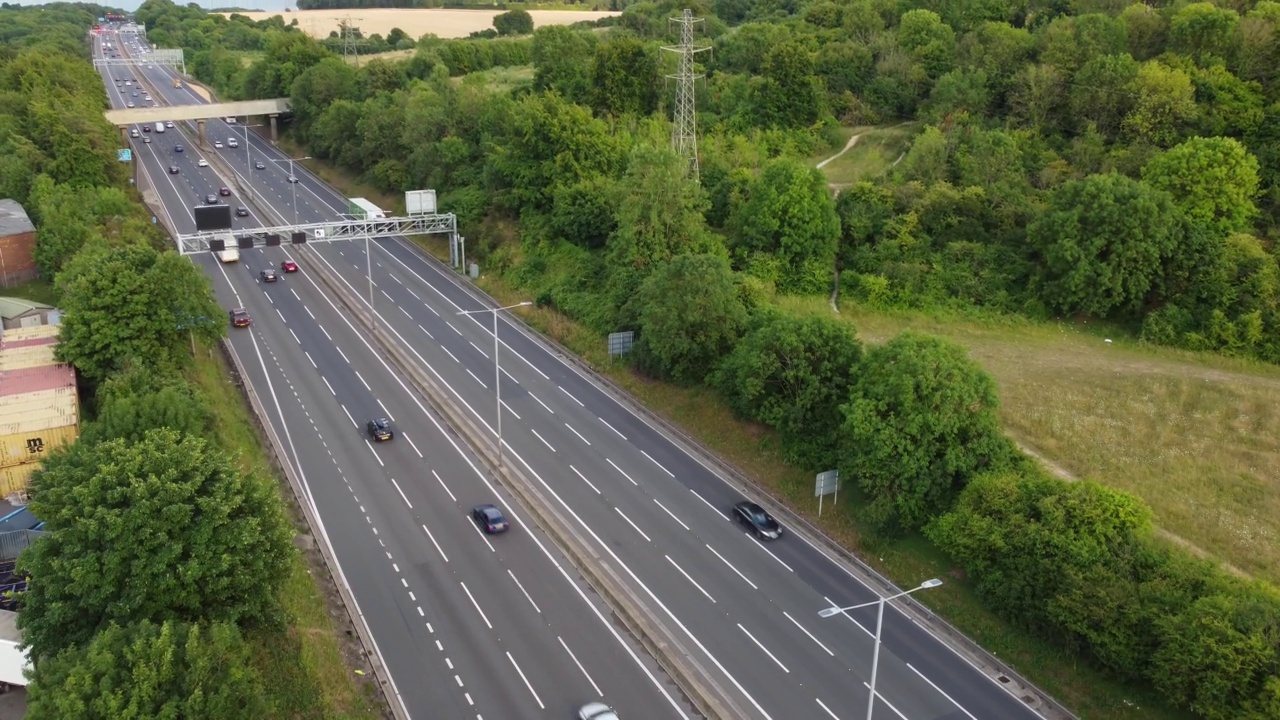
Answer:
[472,504,510,534]
[174,144,183,152]
[260,269,278,283]
[366,418,393,441]
[168,165,179,174]
[205,194,219,205]
[235,206,249,217]
[733,501,782,540]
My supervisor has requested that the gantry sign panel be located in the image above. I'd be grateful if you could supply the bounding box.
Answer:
[175,214,458,255]
[93,49,184,69]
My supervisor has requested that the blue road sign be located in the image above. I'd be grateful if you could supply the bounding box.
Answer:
[117,149,132,162]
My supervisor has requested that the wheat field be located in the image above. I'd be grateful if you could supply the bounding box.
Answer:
[224,8,620,40]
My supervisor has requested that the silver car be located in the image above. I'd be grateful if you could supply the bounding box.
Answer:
[578,703,619,720]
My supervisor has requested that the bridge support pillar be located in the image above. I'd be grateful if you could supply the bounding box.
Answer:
[196,118,206,148]
[268,114,278,142]
[119,126,129,146]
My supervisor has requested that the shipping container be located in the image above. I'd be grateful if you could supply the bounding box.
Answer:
[0,424,79,468]
[0,366,76,399]
[0,346,56,372]
[0,462,36,497]
[0,324,59,344]
[0,393,79,429]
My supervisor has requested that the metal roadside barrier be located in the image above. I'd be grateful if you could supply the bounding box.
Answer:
[400,242,1081,720]
[218,337,410,720]
[295,242,745,720]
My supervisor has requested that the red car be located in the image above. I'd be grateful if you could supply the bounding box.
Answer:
[219,186,232,196]
[229,308,251,327]
[281,259,299,273]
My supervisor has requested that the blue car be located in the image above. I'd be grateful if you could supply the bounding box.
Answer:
[472,504,509,534]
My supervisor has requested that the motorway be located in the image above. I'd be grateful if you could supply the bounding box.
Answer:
[96,27,1055,720]
[96,32,690,720]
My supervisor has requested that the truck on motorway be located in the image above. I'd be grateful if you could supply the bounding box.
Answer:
[155,122,165,134]
[216,233,239,263]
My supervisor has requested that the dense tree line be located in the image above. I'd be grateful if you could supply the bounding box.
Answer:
[136,0,1280,714]
[1,8,298,718]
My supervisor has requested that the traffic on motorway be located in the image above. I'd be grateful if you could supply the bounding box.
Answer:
[97,28,1050,720]
[98,31,686,720]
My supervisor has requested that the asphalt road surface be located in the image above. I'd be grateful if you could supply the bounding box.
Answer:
[96,29,1054,720]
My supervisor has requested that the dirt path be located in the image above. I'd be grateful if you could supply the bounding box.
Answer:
[816,133,862,169]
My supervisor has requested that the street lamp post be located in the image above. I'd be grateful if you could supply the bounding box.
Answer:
[456,302,532,471]
[268,156,311,225]
[818,578,944,720]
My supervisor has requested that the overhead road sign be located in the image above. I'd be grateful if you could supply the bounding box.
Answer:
[175,214,457,255]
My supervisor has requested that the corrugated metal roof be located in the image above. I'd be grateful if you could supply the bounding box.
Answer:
[0,366,76,397]
[0,324,59,343]
[0,297,52,321]
[0,346,55,371]
[0,200,34,237]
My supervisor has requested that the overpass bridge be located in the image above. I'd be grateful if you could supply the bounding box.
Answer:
[93,48,183,73]
[105,98,292,144]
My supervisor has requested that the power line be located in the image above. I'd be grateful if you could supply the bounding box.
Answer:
[662,9,711,182]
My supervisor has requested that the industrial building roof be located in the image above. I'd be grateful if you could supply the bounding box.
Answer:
[0,297,53,322]
[0,200,34,238]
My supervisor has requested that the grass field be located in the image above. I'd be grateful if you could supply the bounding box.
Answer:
[455,64,535,92]
[812,122,920,187]
[189,349,383,719]
[225,8,619,41]
[806,300,1280,582]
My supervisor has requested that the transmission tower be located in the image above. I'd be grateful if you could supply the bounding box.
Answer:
[338,16,365,67]
[662,10,711,182]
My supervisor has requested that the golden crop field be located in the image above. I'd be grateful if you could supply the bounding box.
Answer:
[223,8,620,40]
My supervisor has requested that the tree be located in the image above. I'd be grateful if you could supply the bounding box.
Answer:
[18,428,294,658]
[53,242,224,382]
[288,56,360,136]
[1120,3,1168,61]
[896,9,956,80]
[531,25,595,103]
[80,371,214,447]
[1123,61,1198,147]
[488,91,624,214]
[633,254,749,384]
[25,620,267,720]
[923,69,989,122]
[752,40,824,128]
[1169,2,1240,67]
[712,312,862,468]
[1142,136,1260,238]
[32,184,132,278]
[957,21,1035,105]
[926,469,1155,640]
[493,9,533,36]
[728,158,840,293]
[1151,591,1280,720]
[1069,54,1138,140]
[1038,13,1128,76]
[242,31,331,98]
[1029,172,1185,318]
[839,332,1013,533]
[589,36,659,117]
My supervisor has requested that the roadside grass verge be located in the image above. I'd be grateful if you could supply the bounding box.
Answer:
[812,122,920,186]
[290,152,1196,719]
[188,347,383,720]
